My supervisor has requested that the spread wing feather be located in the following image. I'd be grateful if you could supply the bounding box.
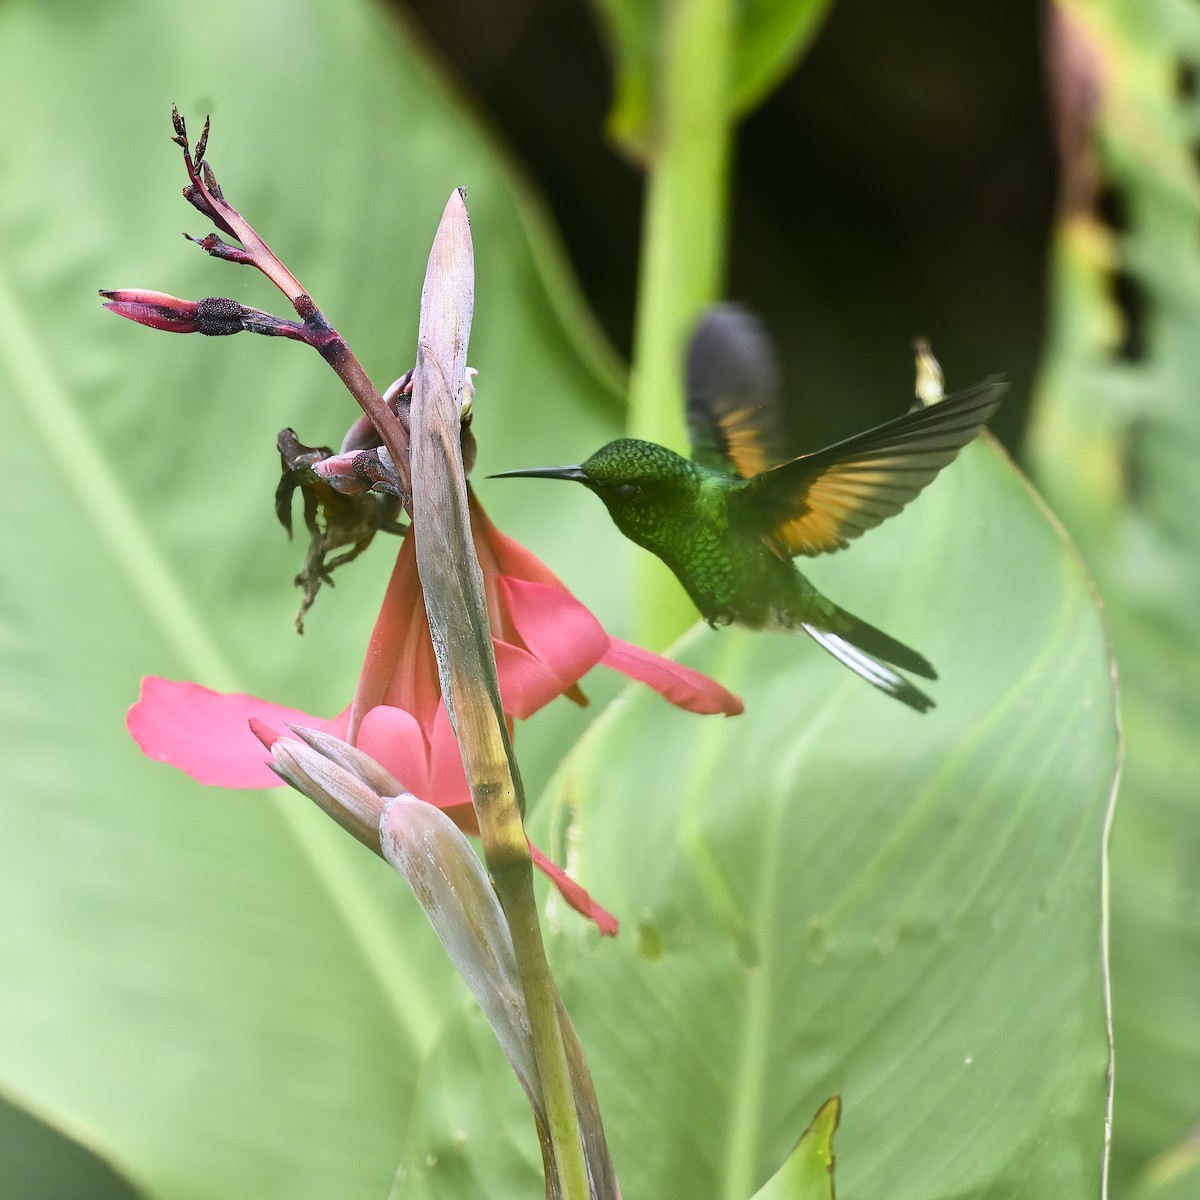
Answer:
[734,381,1006,557]
[685,304,782,478]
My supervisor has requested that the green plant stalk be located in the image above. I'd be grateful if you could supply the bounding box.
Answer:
[489,852,593,1196]
[452,672,593,1200]
[414,363,594,1200]
[407,190,599,1195]
[627,0,735,648]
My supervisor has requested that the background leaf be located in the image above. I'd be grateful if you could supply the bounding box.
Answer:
[389,1004,545,1200]
[589,0,835,158]
[0,1,624,1196]
[1030,2,1200,1195]
[534,440,1116,1199]
[0,1096,143,1200]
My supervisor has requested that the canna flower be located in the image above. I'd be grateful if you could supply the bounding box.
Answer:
[130,489,743,935]
[112,114,741,939]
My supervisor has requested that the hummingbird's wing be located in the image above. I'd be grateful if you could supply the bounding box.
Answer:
[685,304,783,478]
[735,380,1006,558]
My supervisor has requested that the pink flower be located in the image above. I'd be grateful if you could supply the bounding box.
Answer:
[130,490,742,935]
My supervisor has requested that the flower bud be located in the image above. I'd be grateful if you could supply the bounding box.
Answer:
[380,796,540,1107]
[312,447,404,499]
[99,289,207,333]
[255,722,391,853]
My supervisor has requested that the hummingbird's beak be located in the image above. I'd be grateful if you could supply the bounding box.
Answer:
[489,465,589,483]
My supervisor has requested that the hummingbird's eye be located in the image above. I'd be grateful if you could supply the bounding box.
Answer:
[611,483,642,500]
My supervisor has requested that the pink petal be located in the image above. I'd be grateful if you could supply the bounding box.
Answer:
[356,705,435,798]
[528,844,618,937]
[493,641,584,720]
[127,677,346,788]
[349,540,442,741]
[356,703,475,815]
[498,577,609,686]
[600,639,744,716]
[425,704,475,809]
[470,494,568,591]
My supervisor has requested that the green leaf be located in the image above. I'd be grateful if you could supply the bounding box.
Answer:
[1029,2,1200,1194]
[0,2,625,1197]
[591,0,835,159]
[731,0,838,115]
[390,1004,546,1200]
[535,440,1116,1199]
[0,1095,144,1200]
[1133,1149,1200,1200]
[750,1097,839,1200]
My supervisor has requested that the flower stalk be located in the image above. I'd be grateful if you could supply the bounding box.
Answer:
[103,108,413,507]
[408,190,601,1200]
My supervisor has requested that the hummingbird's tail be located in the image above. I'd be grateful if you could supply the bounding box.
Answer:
[800,608,936,713]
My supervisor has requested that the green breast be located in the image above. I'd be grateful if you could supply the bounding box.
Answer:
[616,477,794,626]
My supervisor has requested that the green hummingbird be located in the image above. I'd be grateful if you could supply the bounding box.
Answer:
[493,306,1004,711]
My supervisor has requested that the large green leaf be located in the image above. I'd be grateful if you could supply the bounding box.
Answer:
[535,440,1116,1199]
[0,1,625,1197]
[0,1094,143,1200]
[1029,2,1200,1195]
[390,1004,545,1199]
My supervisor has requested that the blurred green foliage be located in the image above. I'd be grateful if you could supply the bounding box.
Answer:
[1030,2,1200,1195]
[589,0,834,159]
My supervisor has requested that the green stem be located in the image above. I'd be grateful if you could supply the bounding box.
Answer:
[627,0,735,648]
[491,855,591,1198]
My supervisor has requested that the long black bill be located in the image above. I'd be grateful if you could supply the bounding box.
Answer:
[488,465,589,482]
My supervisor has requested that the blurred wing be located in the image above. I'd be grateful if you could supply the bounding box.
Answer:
[736,381,1006,557]
[685,304,782,478]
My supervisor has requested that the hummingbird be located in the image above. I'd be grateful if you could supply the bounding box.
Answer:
[493,306,1004,711]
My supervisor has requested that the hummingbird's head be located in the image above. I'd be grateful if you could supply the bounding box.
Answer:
[491,439,699,548]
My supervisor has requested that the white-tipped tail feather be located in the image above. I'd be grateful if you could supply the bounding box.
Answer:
[801,624,935,713]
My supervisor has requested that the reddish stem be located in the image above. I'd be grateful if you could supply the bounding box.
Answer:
[168,106,412,501]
